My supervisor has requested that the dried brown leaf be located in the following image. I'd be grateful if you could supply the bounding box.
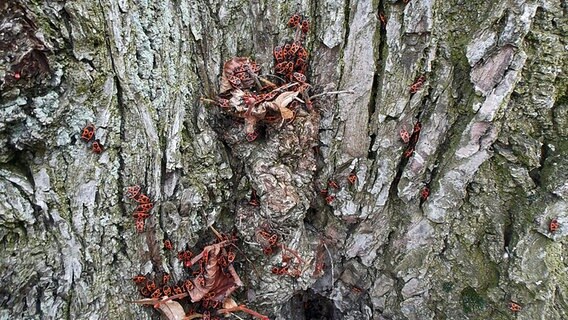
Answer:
[279,106,294,120]
[186,241,243,303]
[273,91,299,108]
[262,101,278,112]
[230,89,245,112]
[131,298,186,320]
[221,57,252,94]
[220,76,232,94]
[251,103,266,119]
[157,300,186,320]
[223,297,238,310]
[244,117,258,134]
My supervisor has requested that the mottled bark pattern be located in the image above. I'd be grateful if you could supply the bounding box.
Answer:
[1,0,567,319]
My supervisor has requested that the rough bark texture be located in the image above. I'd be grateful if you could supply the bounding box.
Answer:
[1,0,567,319]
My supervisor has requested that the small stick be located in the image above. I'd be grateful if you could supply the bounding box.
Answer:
[200,97,217,104]
[247,70,263,90]
[230,314,246,320]
[210,226,223,240]
[217,305,269,320]
[129,292,189,308]
[293,96,306,104]
[183,314,203,320]
[189,240,232,265]
[267,82,299,94]
[162,292,189,302]
[323,242,334,284]
[301,257,314,274]
[310,89,355,100]
[229,242,262,278]
[260,75,284,85]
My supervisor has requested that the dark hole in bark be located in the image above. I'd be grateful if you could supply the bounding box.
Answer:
[367,134,377,159]
[303,207,328,231]
[503,212,513,249]
[289,289,339,320]
[529,142,549,187]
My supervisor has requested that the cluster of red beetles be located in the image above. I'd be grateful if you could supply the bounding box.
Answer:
[271,249,303,278]
[508,301,521,312]
[399,121,422,159]
[273,13,310,79]
[209,13,312,142]
[420,186,430,202]
[409,75,426,93]
[80,123,103,154]
[133,272,187,300]
[125,185,154,233]
[133,233,242,318]
[254,225,304,278]
[176,235,236,278]
[256,225,279,256]
[549,218,559,233]
[320,174,357,204]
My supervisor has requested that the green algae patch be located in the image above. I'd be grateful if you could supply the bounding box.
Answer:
[442,281,453,293]
[461,287,486,314]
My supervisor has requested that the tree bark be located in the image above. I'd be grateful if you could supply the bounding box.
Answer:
[1,0,567,319]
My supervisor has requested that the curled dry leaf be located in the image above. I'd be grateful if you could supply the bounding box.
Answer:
[273,91,299,108]
[251,103,266,119]
[186,241,243,303]
[229,89,246,112]
[279,106,294,120]
[223,297,238,309]
[273,91,298,120]
[220,58,249,93]
[220,76,233,94]
[131,298,186,320]
[157,300,186,320]
[244,116,258,134]
[262,101,279,112]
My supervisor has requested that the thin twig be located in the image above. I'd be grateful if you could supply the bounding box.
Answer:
[210,226,223,240]
[323,243,334,285]
[301,257,314,274]
[129,292,189,309]
[310,89,355,100]
[230,313,246,320]
[163,292,189,302]
[268,82,298,94]
[217,305,269,320]
[200,97,217,104]
[293,96,306,104]
[189,240,232,265]
[260,75,285,85]
[248,70,263,90]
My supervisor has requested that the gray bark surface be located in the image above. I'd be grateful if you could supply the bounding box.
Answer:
[1,0,567,319]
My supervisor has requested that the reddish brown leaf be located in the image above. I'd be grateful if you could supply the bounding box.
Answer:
[130,298,186,320]
[273,91,299,108]
[186,241,243,303]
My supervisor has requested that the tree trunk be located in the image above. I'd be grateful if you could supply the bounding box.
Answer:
[1,0,567,319]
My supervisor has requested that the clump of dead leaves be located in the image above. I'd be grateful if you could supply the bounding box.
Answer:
[132,235,268,320]
[203,14,314,142]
